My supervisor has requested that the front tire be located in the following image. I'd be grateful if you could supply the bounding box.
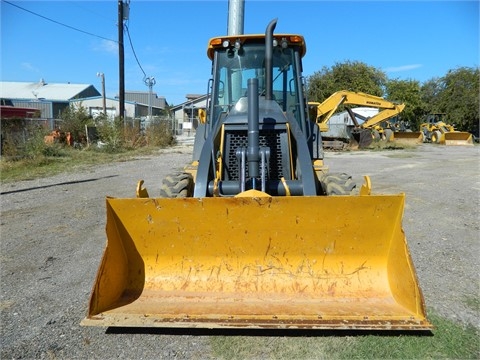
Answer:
[384,129,393,142]
[432,130,442,144]
[160,172,194,198]
[320,173,356,195]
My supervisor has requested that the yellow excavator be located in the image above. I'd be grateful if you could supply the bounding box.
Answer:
[420,113,473,145]
[308,91,420,148]
[82,20,431,331]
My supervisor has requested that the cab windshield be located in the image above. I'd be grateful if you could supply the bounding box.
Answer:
[211,43,300,124]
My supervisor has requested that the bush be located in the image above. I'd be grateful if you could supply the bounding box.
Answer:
[123,119,146,149]
[0,120,66,160]
[25,126,68,159]
[145,118,176,147]
[2,105,177,163]
[60,103,94,145]
[95,115,125,153]
[1,118,30,158]
[94,116,176,151]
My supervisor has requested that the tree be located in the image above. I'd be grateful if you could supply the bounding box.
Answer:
[307,61,387,102]
[420,77,443,114]
[386,79,424,130]
[60,103,94,143]
[436,67,479,134]
[306,61,478,135]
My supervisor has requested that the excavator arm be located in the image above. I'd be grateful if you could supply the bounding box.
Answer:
[309,90,405,132]
[359,103,405,129]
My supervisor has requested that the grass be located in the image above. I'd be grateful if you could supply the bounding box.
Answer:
[464,296,480,313]
[363,139,419,151]
[209,311,479,359]
[0,145,162,183]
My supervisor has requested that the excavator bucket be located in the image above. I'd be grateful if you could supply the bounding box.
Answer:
[392,132,423,144]
[82,194,432,331]
[442,132,474,146]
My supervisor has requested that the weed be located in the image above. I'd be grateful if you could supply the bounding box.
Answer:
[1,105,176,182]
[463,296,480,313]
[209,311,479,360]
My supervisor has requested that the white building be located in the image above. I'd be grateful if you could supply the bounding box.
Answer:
[322,107,379,139]
[70,96,137,119]
[170,94,207,135]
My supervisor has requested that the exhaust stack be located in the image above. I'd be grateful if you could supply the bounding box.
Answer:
[265,18,277,101]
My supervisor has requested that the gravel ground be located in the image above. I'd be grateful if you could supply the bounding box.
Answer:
[1,142,479,359]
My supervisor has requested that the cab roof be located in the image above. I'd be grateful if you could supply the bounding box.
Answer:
[207,34,306,60]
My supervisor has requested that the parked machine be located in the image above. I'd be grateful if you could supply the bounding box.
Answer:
[308,91,412,148]
[385,118,423,144]
[82,20,431,331]
[420,113,473,145]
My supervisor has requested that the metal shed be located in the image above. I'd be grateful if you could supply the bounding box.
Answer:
[0,80,100,119]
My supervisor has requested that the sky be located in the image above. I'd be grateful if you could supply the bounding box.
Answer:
[1,0,479,106]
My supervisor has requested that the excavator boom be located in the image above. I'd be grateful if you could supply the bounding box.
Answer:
[309,91,411,146]
[311,91,404,128]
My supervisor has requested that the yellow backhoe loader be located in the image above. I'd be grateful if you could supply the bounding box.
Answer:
[420,113,473,145]
[308,91,419,148]
[82,20,431,331]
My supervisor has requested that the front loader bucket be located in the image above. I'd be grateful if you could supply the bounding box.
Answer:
[82,195,432,331]
[392,132,423,144]
[443,132,473,146]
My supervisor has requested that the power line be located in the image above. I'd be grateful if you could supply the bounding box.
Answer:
[124,23,147,78]
[3,0,117,44]
[71,1,114,23]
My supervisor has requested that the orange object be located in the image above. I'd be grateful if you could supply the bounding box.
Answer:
[66,132,73,146]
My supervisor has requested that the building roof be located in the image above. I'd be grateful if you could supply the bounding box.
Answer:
[71,96,137,106]
[170,94,208,111]
[121,90,166,109]
[0,80,100,101]
[185,94,205,100]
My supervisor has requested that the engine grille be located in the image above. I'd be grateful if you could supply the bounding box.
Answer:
[224,129,287,181]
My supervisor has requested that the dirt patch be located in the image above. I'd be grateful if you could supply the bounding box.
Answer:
[1,143,478,358]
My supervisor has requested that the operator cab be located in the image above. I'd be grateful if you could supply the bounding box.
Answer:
[206,35,307,131]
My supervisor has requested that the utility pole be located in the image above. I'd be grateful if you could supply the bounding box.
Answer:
[144,76,156,122]
[227,0,245,101]
[118,0,125,122]
[227,0,245,35]
[97,72,106,115]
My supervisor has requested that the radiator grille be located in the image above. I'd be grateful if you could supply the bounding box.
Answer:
[224,129,286,181]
